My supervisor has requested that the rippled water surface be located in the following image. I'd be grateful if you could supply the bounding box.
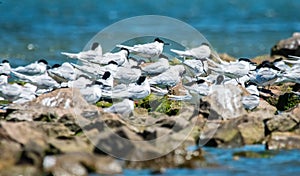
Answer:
[1,0,300,66]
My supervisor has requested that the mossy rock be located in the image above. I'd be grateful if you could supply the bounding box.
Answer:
[96,101,113,108]
[136,94,182,116]
[0,100,10,105]
[276,93,300,111]
[233,150,276,159]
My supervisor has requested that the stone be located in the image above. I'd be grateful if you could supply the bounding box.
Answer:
[266,132,300,150]
[0,139,22,170]
[271,32,300,57]
[48,136,93,153]
[237,116,265,145]
[43,152,122,175]
[203,84,246,120]
[266,113,299,132]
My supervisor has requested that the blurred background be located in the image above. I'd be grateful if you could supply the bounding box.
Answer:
[1,0,300,66]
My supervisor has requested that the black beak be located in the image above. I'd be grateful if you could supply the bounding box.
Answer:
[164,43,170,45]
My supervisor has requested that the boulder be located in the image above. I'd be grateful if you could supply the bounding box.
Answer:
[265,113,299,132]
[266,132,300,150]
[43,152,122,175]
[202,84,246,120]
[271,32,300,57]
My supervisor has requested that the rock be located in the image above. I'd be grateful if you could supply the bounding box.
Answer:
[203,84,246,120]
[0,121,47,148]
[48,136,93,153]
[43,152,122,175]
[0,139,22,170]
[271,32,300,57]
[0,165,42,176]
[291,104,300,119]
[265,113,299,132]
[125,146,207,171]
[266,132,300,150]
[237,116,265,145]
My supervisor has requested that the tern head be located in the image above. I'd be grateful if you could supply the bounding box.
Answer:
[154,38,170,45]
[1,60,9,64]
[216,75,225,85]
[245,81,257,87]
[136,76,147,85]
[238,58,254,64]
[108,61,118,66]
[120,47,130,57]
[256,60,281,71]
[102,71,111,80]
[51,64,61,69]
[273,57,283,63]
[91,42,100,50]
[38,59,48,65]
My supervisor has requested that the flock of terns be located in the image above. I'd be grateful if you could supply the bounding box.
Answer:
[1,37,300,116]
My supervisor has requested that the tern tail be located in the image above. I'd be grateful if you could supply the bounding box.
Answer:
[116,45,133,51]
[170,49,188,56]
[61,52,79,59]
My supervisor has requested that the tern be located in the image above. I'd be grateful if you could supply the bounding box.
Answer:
[278,65,300,84]
[183,59,208,77]
[116,38,169,59]
[0,83,22,101]
[103,98,134,118]
[149,65,185,87]
[90,48,129,66]
[114,66,141,84]
[140,58,169,75]
[62,75,93,89]
[61,42,102,60]
[170,43,211,60]
[250,61,280,87]
[13,83,37,104]
[242,82,260,110]
[112,76,150,99]
[48,62,77,82]
[11,71,60,90]
[0,60,11,75]
[272,58,290,72]
[0,73,9,85]
[13,59,49,75]
[80,81,102,104]
[209,58,254,81]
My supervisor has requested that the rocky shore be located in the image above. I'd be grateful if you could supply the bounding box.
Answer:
[1,34,300,175]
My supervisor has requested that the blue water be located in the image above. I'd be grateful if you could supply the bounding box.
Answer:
[123,145,300,175]
[1,1,300,175]
[1,0,300,67]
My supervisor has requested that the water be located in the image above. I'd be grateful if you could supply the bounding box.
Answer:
[1,0,300,67]
[123,145,300,175]
[1,1,300,175]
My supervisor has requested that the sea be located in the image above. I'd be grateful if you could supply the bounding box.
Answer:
[1,0,300,175]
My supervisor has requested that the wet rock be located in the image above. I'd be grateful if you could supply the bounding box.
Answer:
[265,113,299,132]
[233,150,276,159]
[271,32,300,57]
[125,146,207,171]
[203,84,246,120]
[266,132,300,150]
[202,114,266,147]
[43,152,122,175]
